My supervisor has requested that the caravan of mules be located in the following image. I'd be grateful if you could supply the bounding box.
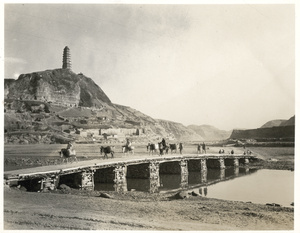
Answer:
[147,142,179,156]
[59,139,209,163]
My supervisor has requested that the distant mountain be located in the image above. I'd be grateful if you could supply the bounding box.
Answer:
[280,115,295,127]
[260,119,286,128]
[157,120,204,141]
[187,124,232,141]
[230,115,295,140]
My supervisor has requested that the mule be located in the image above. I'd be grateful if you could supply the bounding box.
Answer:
[59,148,77,163]
[122,145,134,155]
[158,142,169,156]
[147,143,159,155]
[169,143,178,154]
[100,146,114,159]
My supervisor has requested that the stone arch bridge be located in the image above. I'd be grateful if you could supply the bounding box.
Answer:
[4,154,255,193]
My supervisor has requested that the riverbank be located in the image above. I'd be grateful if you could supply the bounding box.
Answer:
[3,145,295,230]
[4,185,294,230]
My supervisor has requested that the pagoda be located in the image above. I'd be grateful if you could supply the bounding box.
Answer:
[62,46,71,69]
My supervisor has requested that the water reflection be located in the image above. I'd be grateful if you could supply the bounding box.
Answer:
[198,187,208,196]
[94,167,258,193]
[94,168,293,207]
[205,169,294,207]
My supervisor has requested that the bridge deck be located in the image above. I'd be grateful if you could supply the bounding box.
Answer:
[4,153,254,181]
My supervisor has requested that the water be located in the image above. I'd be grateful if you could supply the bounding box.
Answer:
[204,169,294,207]
[94,169,294,207]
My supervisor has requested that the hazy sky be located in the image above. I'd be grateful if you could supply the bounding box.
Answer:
[4,3,295,130]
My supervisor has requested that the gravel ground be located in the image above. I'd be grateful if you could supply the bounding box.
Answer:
[3,186,294,231]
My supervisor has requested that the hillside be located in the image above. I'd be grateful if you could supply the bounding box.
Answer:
[157,120,204,141]
[187,125,232,141]
[260,119,286,128]
[229,115,295,142]
[230,125,294,141]
[5,68,294,144]
[5,69,112,108]
[4,68,208,143]
[280,116,295,127]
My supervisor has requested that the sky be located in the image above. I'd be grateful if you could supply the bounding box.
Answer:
[3,2,296,130]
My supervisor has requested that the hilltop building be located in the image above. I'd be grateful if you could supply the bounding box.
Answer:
[62,46,71,69]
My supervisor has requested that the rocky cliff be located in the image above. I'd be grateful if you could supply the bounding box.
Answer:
[5,69,112,108]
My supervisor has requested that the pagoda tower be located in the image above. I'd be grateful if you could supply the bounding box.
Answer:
[62,46,71,69]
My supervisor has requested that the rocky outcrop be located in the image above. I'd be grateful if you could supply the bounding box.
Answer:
[5,69,112,108]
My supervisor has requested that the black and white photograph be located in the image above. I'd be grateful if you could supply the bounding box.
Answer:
[2,0,298,231]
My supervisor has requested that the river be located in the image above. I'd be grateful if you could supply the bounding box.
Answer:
[95,168,294,207]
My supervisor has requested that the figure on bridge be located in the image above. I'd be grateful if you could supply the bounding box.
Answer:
[67,141,75,155]
[123,139,134,155]
[125,138,132,149]
[202,142,206,154]
[197,143,202,154]
[179,142,183,154]
[161,138,166,148]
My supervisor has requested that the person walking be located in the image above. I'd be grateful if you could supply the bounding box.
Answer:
[179,142,183,154]
[202,142,206,154]
[197,143,202,154]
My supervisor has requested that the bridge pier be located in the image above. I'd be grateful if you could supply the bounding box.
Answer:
[201,169,207,183]
[180,160,188,189]
[41,175,59,191]
[234,158,239,167]
[81,169,95,190]
[220,169,225,180]
[245,167,250,174]
[234,167,239,176]
[200,159,207,171]
[219,158,226,169]
[149,161,160,193]
[114,164,127,192]
[244,158,249,165]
